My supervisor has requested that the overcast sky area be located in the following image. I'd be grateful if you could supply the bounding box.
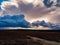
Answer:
[0,0,60,30]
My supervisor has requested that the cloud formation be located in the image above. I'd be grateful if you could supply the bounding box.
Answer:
[32,20,60,30]
[0,0,60,30]
[0,14,31,28]
[0,14,60,30]
[0,0,56,20]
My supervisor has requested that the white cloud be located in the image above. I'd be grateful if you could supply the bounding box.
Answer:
[1,1,18,10]
[0,0,60,26]
[47,7,60,24]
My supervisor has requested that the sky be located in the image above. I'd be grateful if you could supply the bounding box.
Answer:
[0,0,8,4]
[0,0,8,10]
[0,0,60,30]
[0,0,5,4]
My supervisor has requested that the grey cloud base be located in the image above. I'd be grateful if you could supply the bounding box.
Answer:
[0,14,60,30]
[0,14,31,28]
[32,20,60,30]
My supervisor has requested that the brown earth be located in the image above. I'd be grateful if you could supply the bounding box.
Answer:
[0,29,60,45]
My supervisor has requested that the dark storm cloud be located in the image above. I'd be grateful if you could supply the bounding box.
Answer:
[0,14,60,30]
[32,20,60,30]
[0,14,31,28]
